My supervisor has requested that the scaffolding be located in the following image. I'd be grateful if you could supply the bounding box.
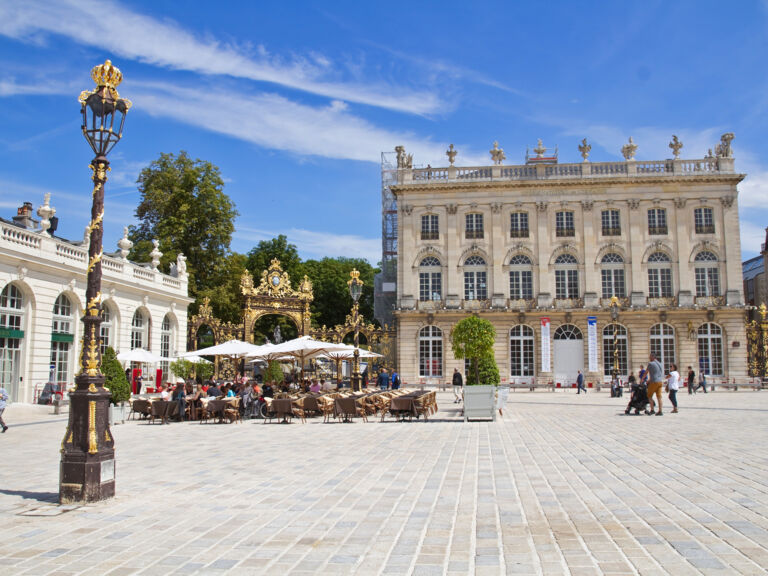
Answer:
[374,151,398,328]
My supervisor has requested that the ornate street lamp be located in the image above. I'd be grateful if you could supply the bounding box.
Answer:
[348,269,364,391]
[60,60,131,504]
[610,296,620,377]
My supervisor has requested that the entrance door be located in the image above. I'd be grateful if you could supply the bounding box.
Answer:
[553,324,584,387]
[0,337,21,401]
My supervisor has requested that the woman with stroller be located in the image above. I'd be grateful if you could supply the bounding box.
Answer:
[624,371,648,415]
[666,363,680,413]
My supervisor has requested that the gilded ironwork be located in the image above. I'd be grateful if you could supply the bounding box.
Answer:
[746,304,768,379]
[88,401,97,454]
[78,59,133,110]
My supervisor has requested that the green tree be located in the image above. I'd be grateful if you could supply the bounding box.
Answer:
[102,347,131,404]
[195,361,214,382]
[196,252,247,324]
[302,257,378,329]
[451,316,497,385]
[244,235,303,285]
[128,151,239,306]
[264,360,285,384]
[170,358,195,381]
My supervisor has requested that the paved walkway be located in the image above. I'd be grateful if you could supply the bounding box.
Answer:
[0,390,767,575]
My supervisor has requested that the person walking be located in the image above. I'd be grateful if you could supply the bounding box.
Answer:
[645,353,665,416]
[391,369,401,390]
[687,366,695,395]
[666,363,680,413]
[695,372,708,393]
[576,370,587,394]
[376,367,389,391]
[452,368,463,403]
[0,385,9,432]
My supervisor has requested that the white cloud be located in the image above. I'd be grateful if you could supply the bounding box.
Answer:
[0,0,442,115]
[739,218,766,258]
[129,81,460,163]
[235,226,381,264]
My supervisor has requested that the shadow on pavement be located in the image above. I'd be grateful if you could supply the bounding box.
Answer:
[0,489,59,503]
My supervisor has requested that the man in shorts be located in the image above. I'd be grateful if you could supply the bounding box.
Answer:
[645,353,664,416]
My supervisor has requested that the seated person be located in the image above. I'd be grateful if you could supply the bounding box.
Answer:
[262,382,274,398]
[309,380,321,393]
[159,385,170,400]
[321,379,333,391]
[206,382,222,397]
[225,385,236,398]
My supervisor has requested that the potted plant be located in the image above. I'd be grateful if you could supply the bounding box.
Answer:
[103,347,132,424]
[451,316,499,421]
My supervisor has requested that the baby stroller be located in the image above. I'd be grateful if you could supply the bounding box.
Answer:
[624,382,648,415]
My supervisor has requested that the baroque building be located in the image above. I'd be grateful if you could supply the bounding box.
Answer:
[0,197,193,403]
[389,135,747,387]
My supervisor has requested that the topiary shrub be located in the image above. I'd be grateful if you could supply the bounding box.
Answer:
[102,346,131,404]
[195,360,214,382]
[466,353,500,386]
[451,316,497,385]
[170,358,194,381]
[264,360,284,383]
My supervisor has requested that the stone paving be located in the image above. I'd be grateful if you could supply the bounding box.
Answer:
[0,390,767,575]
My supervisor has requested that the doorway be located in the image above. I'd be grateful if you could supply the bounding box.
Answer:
[553,324,583,386]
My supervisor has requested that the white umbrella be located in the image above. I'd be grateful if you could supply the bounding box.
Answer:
[117,348,164,363]
[178,355,212,364]
[318,344,382,385]
[249,336,349,379]
[180,339,261,360]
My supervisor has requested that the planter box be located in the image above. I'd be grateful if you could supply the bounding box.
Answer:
[464,385,496,422]
[109,404,127,426]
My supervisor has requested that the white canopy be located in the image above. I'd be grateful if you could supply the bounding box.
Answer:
[117,348,165,363]
[179,339,261,359]
[248,336,349,377]
[177,355,212,364]
[320,344,383,360]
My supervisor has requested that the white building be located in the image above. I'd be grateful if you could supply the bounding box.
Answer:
[0,198,192,403]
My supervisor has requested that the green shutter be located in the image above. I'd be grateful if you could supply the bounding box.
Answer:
[0,328,24,339]
[51,332,74,343]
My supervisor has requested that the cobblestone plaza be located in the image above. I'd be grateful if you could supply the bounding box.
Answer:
[1,391,767,575]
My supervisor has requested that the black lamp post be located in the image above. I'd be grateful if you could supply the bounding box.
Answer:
[348,269,363,391]
[60,60,131,504]
[610,296,620,378]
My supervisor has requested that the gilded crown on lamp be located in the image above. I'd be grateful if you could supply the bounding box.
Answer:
[78,59,132,109]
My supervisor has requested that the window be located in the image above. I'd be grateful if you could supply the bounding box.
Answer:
[555,211,575,237]
[650,323,676,372]
[554,324,583,340]
[419,326,443,377]
[554,254,579,299]
[602,324,628,376]
[694,251,720,297]
[0,284,24,400]
[648,208,667,235]
[510,212,529,238]
[52,294,72,335]
[160,314,174,379]
[648,252,673,298]
[463,255,487,300]
[600,253,626,297]
[421,214,439,240]
[697,323,723,376]
[51,294,74,385]
[509,255,533,300]
[131,309,148,350]
[694,207,715,234]
[466,213,484,239]
[510,325,535,377]
[601,209,621,236]
[100,303,113,356]
[419,257,442,301]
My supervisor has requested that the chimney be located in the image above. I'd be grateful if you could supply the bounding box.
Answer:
[12,202,38,230]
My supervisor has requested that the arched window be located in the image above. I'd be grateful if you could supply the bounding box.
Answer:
[51,294,74,385]
[160,314,174,379]
[697,323,723,376]
[601,253,625,298]
[510,325,535,377]
[463,255,487,300]
[650,323,675,372]
[100,302,114,356]
[0,284,24,400]
[131,309,148,350]
[509,255,533,300]
[694,251,720,297]
[602,324,628,376]
[419,257,442,301]
[554,324,583,340]
[648,252,673,298]
[554,254,579,299]
[419,326,443,377]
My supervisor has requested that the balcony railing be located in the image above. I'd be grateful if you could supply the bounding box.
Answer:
[510,228,529,238]
[695,295,725,307]
[554,298,583,309]
[465,230,484,239]
[648,225,668,235]
[421,231,439,241]
[647,297,676,307]
[600,297,629,308]
[601,227,622,236]
[508,298,535,310]
[695,225,716,234]
[556,228,575,237]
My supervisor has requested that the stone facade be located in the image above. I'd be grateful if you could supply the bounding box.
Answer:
[0,199,193,403]
[742,229,768,308]
[391,139,747,387]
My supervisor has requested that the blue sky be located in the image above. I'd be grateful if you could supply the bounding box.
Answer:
[1,0,768,265]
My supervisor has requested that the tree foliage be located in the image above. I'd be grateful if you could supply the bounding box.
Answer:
[451,316,497,385]
[302,257,377,329]
[264,360,285,384]
[170,358,195,380]
[128,151,239,312]
[102,347,131,404]
[466,354,501,386]
[195,252,246,324]
[245,235,303,286]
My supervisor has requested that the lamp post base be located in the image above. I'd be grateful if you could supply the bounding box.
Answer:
[351,374,361,392]
[59,376,115,504]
